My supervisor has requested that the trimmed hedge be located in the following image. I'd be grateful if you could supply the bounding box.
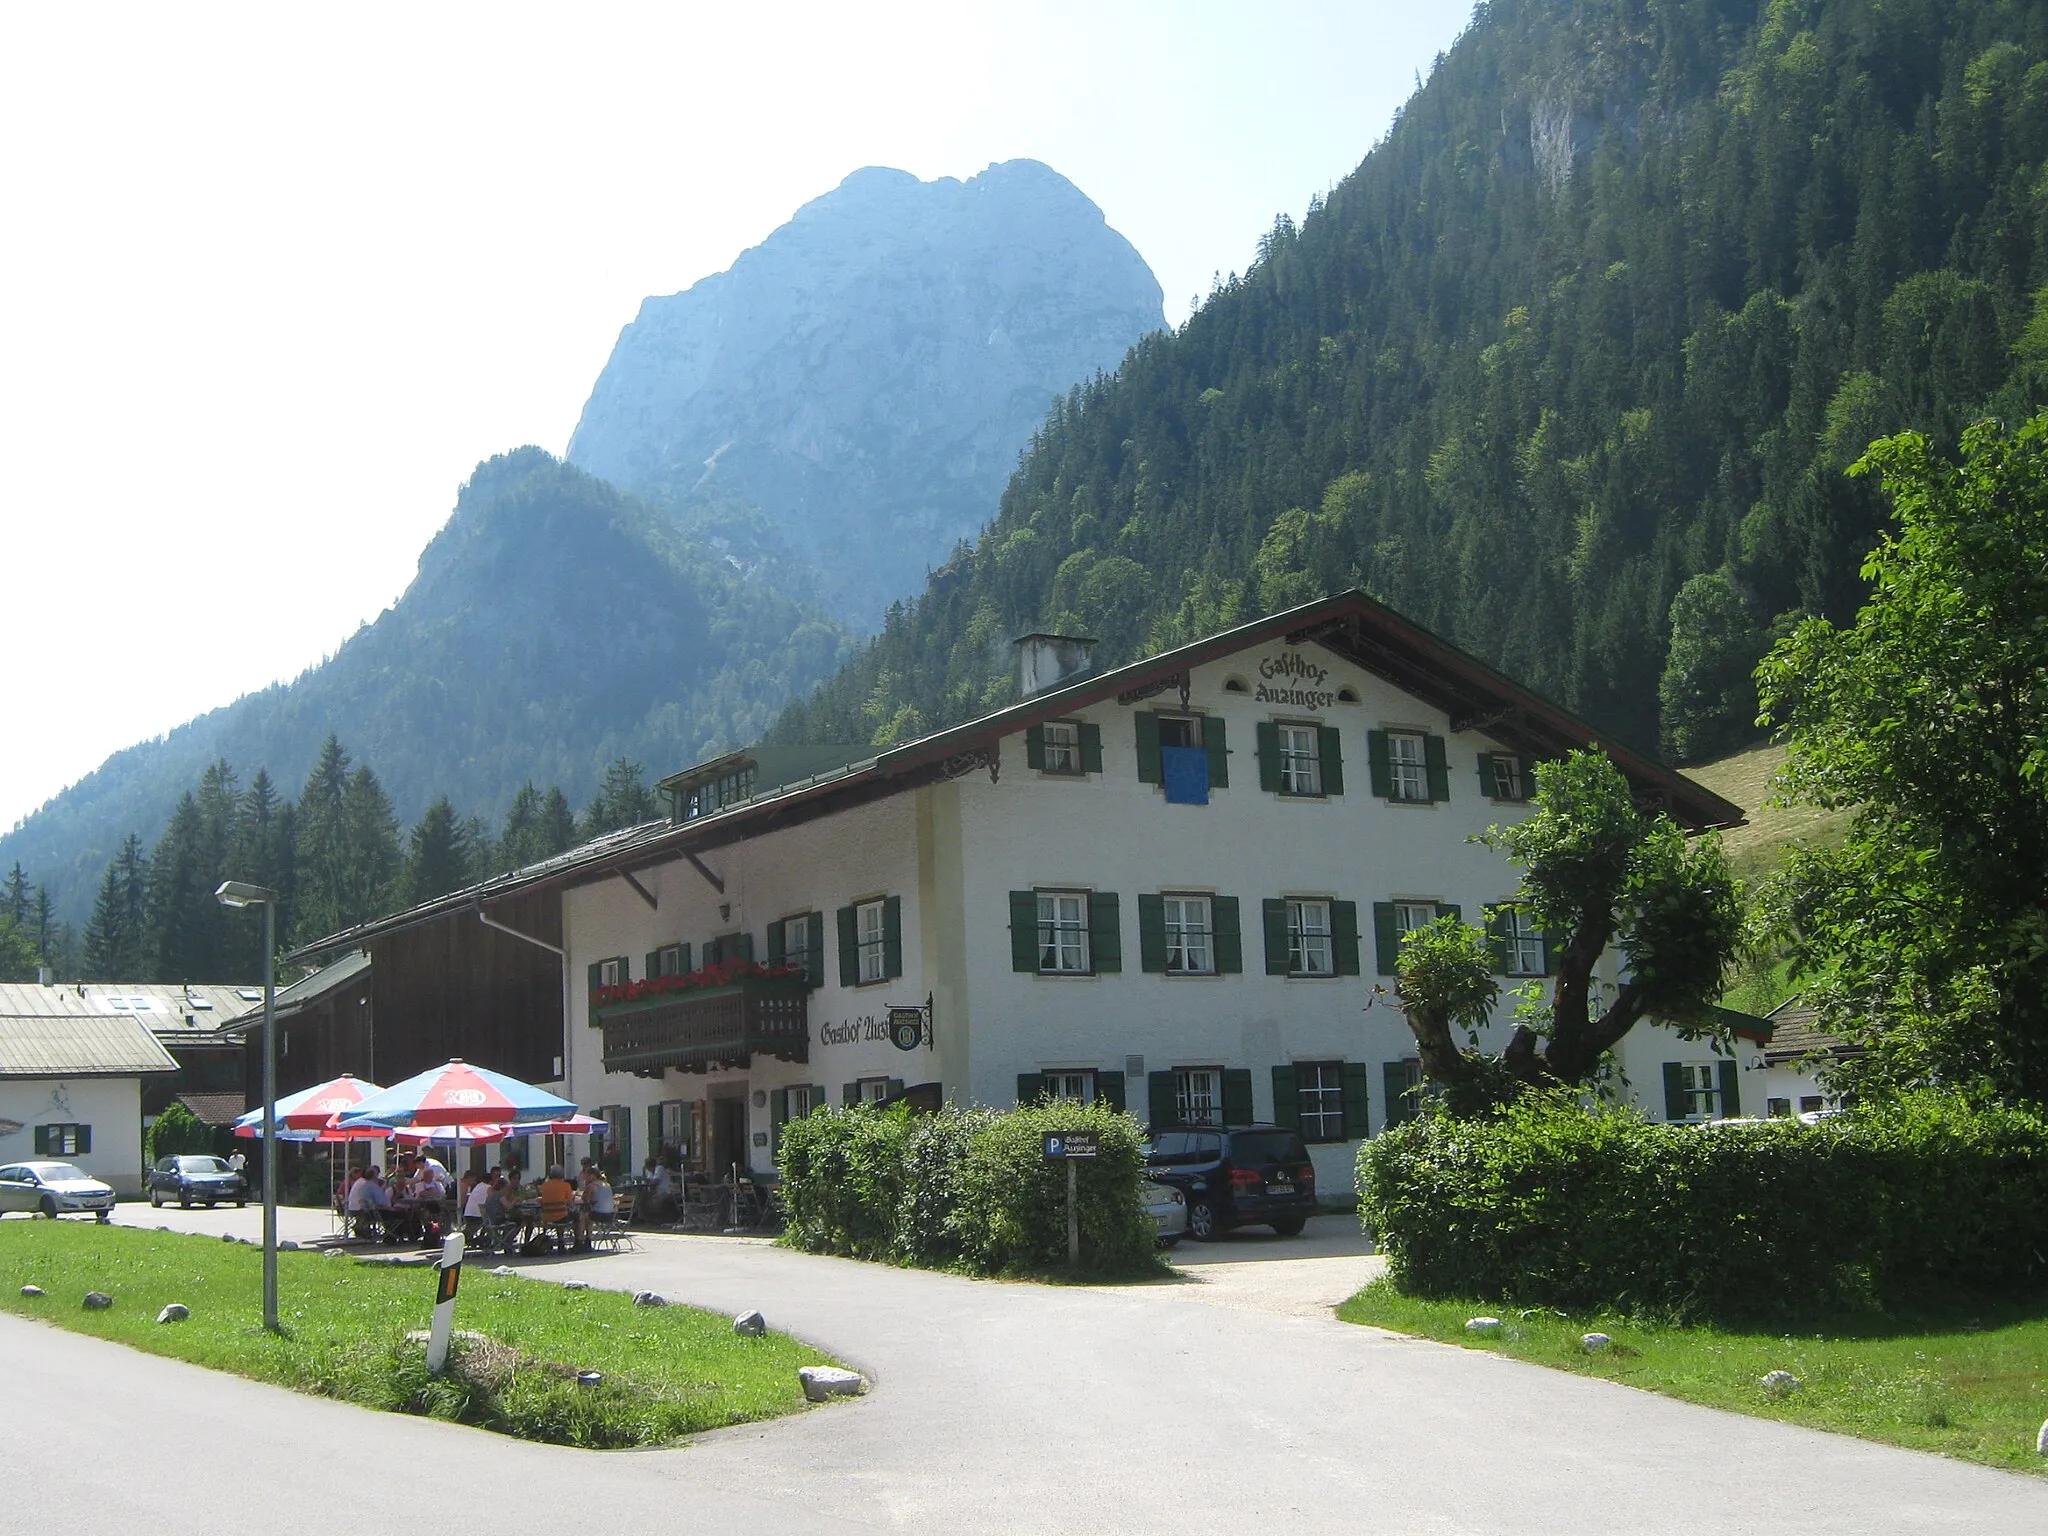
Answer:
[1358,1093,2048,1322]
[777,1099,1158,1278]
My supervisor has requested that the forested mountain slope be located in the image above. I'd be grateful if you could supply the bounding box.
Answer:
[772,0,2048,758]
[570,159,1165,625]
[3,450,848,923]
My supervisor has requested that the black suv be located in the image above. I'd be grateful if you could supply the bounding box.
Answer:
[146,1154,248,1209]
[1143,1124,1317,1240]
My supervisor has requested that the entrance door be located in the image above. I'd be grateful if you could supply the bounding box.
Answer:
[711,1097,747,1180]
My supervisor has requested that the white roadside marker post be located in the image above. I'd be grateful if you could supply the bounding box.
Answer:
[426,1229,465,1374]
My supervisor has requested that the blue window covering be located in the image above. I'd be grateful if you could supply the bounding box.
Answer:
[1161,745,1210,805]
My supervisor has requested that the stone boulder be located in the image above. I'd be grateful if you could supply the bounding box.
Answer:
[733,1309,767,1337]
[82,1292,112,1310]
[799,1366,866,1402]
[156,1304,189,1324]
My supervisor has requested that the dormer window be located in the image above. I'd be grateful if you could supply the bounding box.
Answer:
[676,762,756,821]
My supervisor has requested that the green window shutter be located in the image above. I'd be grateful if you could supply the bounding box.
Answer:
[1135,711,1162,784]
[1221,1068,1254,1125]
[767,1094,785,1160]
[882,896,903,978]
[1437,903,1462,925]
[837,906,860,986]
[587,960,603,999]
[616,1108,631,1170]
[1518,755,1538,799]
[644,950,660,980]
[1137,894,1168,973]
[1476,751,1496,792]
[76,1125,91,1155]
[1423,734,1450,801]
[1212,896,1243,974]
[765,923,786,966]
[1016,1073,1045,1105]
[1372,902,1400,976]
[1256,721,1282,792]
[1147,1071,1179,1130]
[678,942,693,975]
[33,1125,49,1154]
[1270,1065,1299,1131]
[1008,890,1038,972]
[1098,1070,1126,1113]
[619,954,632,981]
[1318,725,1344,795]
[1331,900,1361,976]
[1383,1062,1412,1127]
[1717,1058,1742,1119]
[1079,722,1103,774]
[805,912,825,990]
[1089,891,1121,973]
[843,1083,860,1108]
[1662,1062,1688,1121]
[1261,898,1290,975]
[886,1078,905,1098]
[1340,1063,1372,1139]
[1483,905,1510,974]
[1025,724,1047,771]
[1542,927,1564,977]
[1203,715,1229,788]
[1367,730,1392,797]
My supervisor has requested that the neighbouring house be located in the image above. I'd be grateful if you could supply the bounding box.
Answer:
[0,984,180,1194]
[221,950,376,1105]
[293,589,1745,1193]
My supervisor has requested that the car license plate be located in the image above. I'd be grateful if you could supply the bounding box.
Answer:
[1267,1182,1293,1196]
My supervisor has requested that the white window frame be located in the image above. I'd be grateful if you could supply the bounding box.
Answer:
[1679,1063,1720,1121]
[1157,713,1203,749]
[1387,731,1428,802]
[597,957,624,987]
[654,943,685,979]
[1503,906,1545,977]
[856,899,888,985]
[1483,753,1524,800]
[1287,899,1335,978]
[784,1085,820,1120]
[1042,719,1083,775]
[1296,1062,1345,1142]
[41,1124,87,1156]
[1175,1067,1222,1127]
[1037,890,1091,975]
[1044,1070,1096,1104]
[780,915,815,983]
[1278,723,1323,796]
[1393,901,1438,942]
[1163,894,1214,975]
[858,1076,893,1105]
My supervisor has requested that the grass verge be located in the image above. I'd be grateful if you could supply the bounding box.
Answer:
[1340,1279,2048,1475]
[1,1219,838,1447]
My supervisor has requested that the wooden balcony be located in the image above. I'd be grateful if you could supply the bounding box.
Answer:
[596,977,810,1077]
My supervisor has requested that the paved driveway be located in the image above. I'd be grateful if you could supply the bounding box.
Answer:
[3,1202,2041,1534]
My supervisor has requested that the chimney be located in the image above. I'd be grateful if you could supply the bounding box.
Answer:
[36,965,51,987]
[1014,633,1097,699]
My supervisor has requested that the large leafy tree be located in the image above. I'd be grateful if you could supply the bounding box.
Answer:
[1397,750,1741,1105]
[1759,413,2048,1105]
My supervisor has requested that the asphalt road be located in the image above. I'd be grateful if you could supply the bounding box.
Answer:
[4,1204,2043,1534]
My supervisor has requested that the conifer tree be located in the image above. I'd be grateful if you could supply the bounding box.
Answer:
[82,834,150,978]
[581,759,657,838]
[404,797,476,906]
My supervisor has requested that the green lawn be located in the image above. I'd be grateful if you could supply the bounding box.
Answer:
[1341,1280,2048,1474]
[0,1219,838,1447]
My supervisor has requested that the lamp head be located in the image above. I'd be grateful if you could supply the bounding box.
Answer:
[215,880,277,909]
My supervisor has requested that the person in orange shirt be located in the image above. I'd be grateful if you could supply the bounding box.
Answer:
[537,1165,578,1248]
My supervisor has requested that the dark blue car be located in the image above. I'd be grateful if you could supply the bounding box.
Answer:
[1142,1125,1317,1240]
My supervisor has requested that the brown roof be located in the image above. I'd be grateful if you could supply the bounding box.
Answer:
[290,588,1745,960]
[0,1014,179,1078]
[176,1091,250,1127]
[1762,1000,1856,1064]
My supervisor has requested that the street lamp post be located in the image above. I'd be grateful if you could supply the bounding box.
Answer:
[216,880,279,1333]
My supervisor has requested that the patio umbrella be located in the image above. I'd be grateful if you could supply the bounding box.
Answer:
[335,1058,577,1130]
[393,1123,509,1146]
[500,1113,608,1136]
[232,1072,386,1136]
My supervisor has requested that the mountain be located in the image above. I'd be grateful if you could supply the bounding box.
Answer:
[771,0,2048,760]
[3,450,849,922]
[568,159,1166,623]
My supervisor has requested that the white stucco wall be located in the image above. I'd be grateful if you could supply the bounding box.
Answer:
[1612,1018,1833,1122]
[0,1077,147,1195]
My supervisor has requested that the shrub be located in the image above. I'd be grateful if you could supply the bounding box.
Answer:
[1358,1092,2048,1322]
[144,1103,217,1165]
[778,1098,1157,1279]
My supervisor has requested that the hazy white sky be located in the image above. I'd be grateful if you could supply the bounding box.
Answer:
[0,1,1471,834]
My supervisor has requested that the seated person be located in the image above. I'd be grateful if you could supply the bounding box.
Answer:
[536,1165,577,1236]
[345,1165,391,1235]
[461,1170,492,1240]
[578,1166,616,1241]
[640,1156,673,1221]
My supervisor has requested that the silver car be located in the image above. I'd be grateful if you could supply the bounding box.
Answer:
[0,1161,116,1221]
[1143,1179,1187,1247]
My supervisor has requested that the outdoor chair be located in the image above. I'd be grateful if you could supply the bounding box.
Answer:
[587,1213,636,1252]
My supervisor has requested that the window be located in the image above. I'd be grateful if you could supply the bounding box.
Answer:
[1296,1062,1344,1141]
[1395,901,1437,939]
[1767,1097,1792,1118]
[858,1077,893,1104]
[1163,894,1213,975]
[1383,1059,1424,1127]
[1387,731,1428,801]
[597,957,624,986]
[1044,1070,1096,1103]
[1799,1095,1825,1115]
[37,1124,89,1157]
[1481,752,1527,801]
[1042,720,1082,775]
[1679,1063,1719,1120]
[1501,907,1545,976]
[1158,714,1201,749]
[1175,1067,1221,1127]
[784,1085,821,1121]
[652,943,687,979]
[679,765,756,821]
[1288,900,1334,977]
[1278,724,1322,796]
[779,916,816,983]
[1037,891,1090,974]
[857,899,888,984]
